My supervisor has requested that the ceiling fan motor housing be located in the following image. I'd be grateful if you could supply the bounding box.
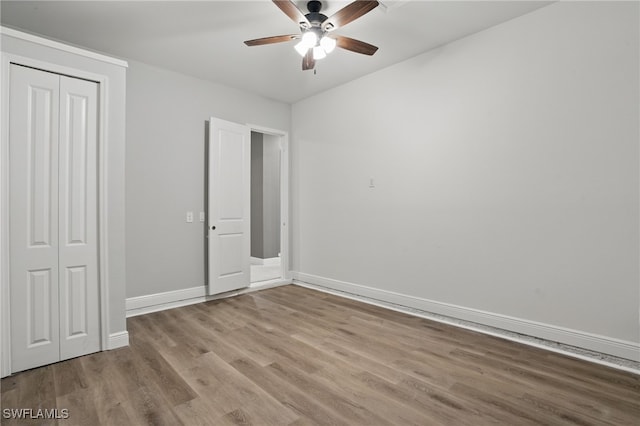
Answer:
[307,0,322,13]
[305,0,328,26]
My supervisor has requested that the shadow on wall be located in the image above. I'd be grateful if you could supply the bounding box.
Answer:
[204,120,210,286]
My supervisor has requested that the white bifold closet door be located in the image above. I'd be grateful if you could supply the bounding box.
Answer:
[9,64,100,373]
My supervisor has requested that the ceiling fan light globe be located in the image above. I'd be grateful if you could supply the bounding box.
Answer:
[320,36,336,54]
[294,41,309,57]
[313,46,327,60]
[300,31,318,49]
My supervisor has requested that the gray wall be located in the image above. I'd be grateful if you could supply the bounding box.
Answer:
[126,60,290,298]
[262,135,281,259]
[251,132,264,258]
[251,132,281,259]
[291,1,639,353]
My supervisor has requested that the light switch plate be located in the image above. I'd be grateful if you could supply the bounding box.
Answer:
[199,212,205,222]
[186,211,193,223]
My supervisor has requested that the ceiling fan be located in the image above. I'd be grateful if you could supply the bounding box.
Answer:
[244,0,380,71]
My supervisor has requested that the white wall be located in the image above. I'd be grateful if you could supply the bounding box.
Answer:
[291,2,639,357]
[126,60,290,298]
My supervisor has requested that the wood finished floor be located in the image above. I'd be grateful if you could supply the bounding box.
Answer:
[1,285,639,425]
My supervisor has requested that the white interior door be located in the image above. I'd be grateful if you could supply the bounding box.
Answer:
[9,65,61,372]
[9,65,100,373]
[58,75,100,360]
[208,117,251,295]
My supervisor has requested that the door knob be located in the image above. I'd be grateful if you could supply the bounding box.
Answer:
[211,225,216,230]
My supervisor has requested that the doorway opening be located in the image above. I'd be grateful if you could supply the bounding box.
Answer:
[250,131,283,284]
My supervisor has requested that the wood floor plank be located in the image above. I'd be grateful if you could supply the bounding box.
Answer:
[449,347,640,417]
[180,351,300,424]
[1,365,59,426]
[266,361,394,425]
[173,397,226,426]
[240,323,327,373]
[2,284,638,425]
[130,313,178,349]
[309,354,452,426]
[108,347,185,425]
[230,357,350,425]
[0,387,21,426]
[55,387,100,426]
[290,330,409,384]
[87,372,135,425]
[16,365,58,412]
[128,339,199,406]
[51,357,89,398]
[125,384,184,426]
[176,314,249,365]
[352,369,494,426]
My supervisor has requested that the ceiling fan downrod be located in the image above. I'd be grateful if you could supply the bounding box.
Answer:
[304,0,328,28]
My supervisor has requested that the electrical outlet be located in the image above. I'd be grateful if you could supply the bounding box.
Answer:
[186,211,193,223]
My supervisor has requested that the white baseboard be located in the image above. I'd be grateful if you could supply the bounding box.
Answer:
[126,286,207,316]
[126,279,292,318]
[250,256,281,266]
[107,331,129,350]
[263,257,281,266]
[292,272,640,364]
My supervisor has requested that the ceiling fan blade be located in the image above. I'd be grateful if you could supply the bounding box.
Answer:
[302,50,315,71]
[273,0,310,28]
[244,35,299,46]
[335,35,378,55]
[322,1,379,32]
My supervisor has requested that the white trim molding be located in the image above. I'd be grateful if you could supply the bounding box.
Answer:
[0,26,128,67]
[292,272,640,366]
[107,331,129,350]
[127,286,208,316]
[126,279,292,318]
[0,52,11,378]
[250,256,281,266]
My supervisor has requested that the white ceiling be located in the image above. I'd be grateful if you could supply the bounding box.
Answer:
[0,1,552,103]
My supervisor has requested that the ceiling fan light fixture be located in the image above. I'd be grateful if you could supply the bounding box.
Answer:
[320,36,336,54]
[244,0,380,71]
[300,31,318,49]
[313,45,326,60]
[294,41,309,56]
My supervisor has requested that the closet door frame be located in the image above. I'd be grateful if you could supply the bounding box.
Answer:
[0,53,111,376]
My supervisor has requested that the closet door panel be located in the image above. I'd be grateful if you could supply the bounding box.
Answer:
[9,65,61,372]
[58,75,100,360]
